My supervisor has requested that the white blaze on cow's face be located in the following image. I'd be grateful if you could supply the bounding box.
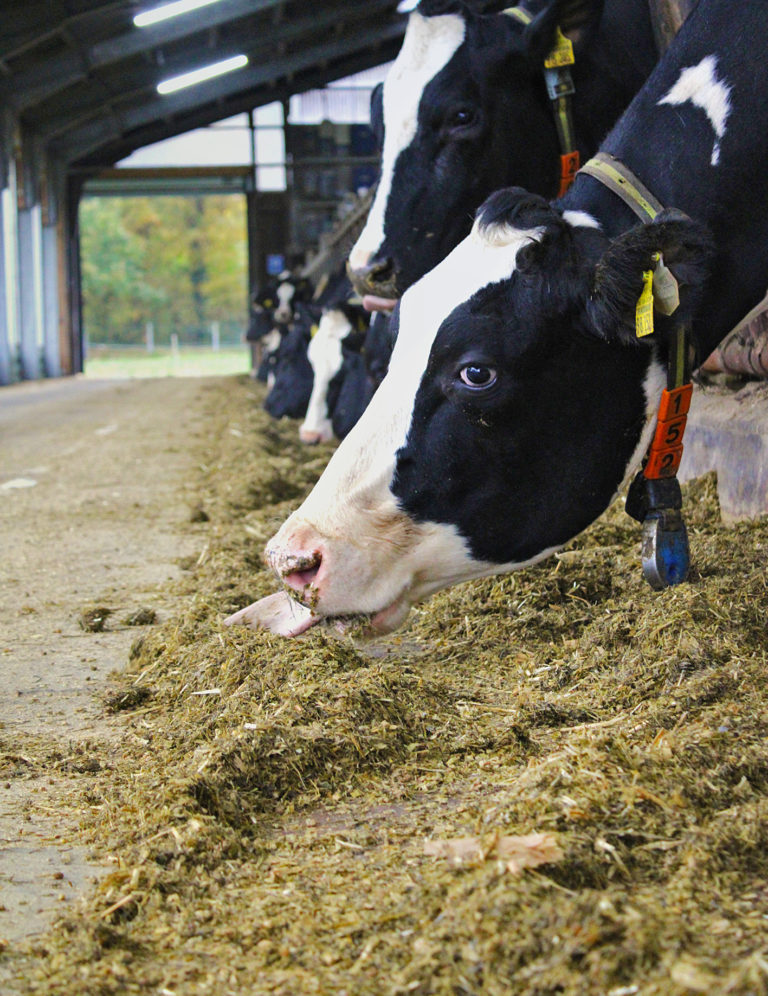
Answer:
[348,10,466,272]
[267,217,546,631]
[273,280,297,323]
[299,309,352,445]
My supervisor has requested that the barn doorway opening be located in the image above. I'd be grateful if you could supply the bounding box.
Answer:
[79,189,250,379]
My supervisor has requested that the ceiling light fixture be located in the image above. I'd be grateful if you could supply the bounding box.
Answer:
[157,55,249,94]
[134,0,224,29]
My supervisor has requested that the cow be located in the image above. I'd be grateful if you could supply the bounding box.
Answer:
[347,0,661,308]
[226,0,767,638]
[328,330,376,440]
[248,273,315,383]
[255,327,282,386]
[263,304,316,420]
[299,284,371,444]
[363,310,396,391]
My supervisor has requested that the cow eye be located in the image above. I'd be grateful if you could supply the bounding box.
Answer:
[458,364,497,389]
[448,107,477,130]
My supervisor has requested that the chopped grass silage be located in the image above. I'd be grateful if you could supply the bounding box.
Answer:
[4,374,768,996]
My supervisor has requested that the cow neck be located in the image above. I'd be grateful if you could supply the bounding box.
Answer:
[577,151,694,590]
[504,6,581,196]
[578,152,664,223]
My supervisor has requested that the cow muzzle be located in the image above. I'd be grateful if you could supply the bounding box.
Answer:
[264,518,413,634]
[299,422,334,445]
[346,258,399,303]
[266,527,324,608]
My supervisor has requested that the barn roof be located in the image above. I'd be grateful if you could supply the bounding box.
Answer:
[0,0,407,170]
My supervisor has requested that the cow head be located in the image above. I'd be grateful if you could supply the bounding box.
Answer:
[347,0,607,304]
[263,320,314,421]
[229,188,711,637]
[272,273,314,324]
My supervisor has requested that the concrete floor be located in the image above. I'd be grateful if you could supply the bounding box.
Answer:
[0,375,207,960]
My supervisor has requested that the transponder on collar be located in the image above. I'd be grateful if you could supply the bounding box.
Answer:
[578,151,694,588]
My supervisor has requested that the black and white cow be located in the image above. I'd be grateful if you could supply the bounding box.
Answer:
[263,303,316,420]
[328,329,376,440]
[227,0,767,637]
[299,285,371,444]
[363,310,397,391]
[348,0,661,307]
[250,273,315,385]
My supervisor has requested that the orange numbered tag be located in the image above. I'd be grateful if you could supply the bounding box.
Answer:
[643,383,693,479]
[558,151,581,196]
[644,446,684,479]
[657,383,692,420]
[649,414,687,452]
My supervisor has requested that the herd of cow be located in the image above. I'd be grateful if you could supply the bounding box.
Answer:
[227,0,766,639]
[249,268,393,444]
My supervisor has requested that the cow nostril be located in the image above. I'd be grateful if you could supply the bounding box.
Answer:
[347,258,399,298]
[281,551,322,594]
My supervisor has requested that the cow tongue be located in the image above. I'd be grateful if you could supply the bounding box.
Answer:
[224,591,412,639]
[362,294,398,313]
[223,590,318,637]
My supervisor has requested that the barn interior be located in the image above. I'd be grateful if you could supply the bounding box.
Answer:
[2,3,768,995]
[0,0,414,385]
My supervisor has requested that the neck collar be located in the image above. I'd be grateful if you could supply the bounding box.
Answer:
[576,151,694,589]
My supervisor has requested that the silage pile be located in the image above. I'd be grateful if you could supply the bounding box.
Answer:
[4,375,768,996]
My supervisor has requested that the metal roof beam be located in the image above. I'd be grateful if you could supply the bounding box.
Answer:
[91,0,286,64]
[27,0,397,136]
[2,0,287,109]
[0,2,123,62]
[62,36,401,166]
[52,20,403,161]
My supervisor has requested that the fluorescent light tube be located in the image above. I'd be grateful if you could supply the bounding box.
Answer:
[134,0,224,29]
[157,55,249,95]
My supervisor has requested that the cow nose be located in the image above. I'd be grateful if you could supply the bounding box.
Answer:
[346,258,398,299]
[299,424,333,445]
[267,543,323,598]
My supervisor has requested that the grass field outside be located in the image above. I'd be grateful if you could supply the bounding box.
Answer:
[84,346,251,379]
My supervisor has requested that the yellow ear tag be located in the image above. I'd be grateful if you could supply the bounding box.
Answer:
[310,323,319,338]
[544,27,575,69]
[636,267,655,338]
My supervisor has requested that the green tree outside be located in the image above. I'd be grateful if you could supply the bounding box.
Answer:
[80,194,248,347]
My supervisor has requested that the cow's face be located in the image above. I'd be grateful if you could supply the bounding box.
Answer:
[235,190,710,637]
[263,325,314,421]
[348,0,595,302]
[272,279,297,324]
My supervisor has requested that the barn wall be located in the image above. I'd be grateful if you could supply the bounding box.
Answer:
[0,114,70,385]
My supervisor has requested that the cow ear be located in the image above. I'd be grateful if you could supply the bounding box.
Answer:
[476,186,562,236]
[524,0,604,62]
[586,210,714,346]
[475,187,567,269]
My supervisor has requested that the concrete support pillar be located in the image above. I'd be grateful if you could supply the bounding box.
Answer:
[41,221,60,377]
[2,184,20,382]
[0,189,10,385]
[17,203,44,379]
